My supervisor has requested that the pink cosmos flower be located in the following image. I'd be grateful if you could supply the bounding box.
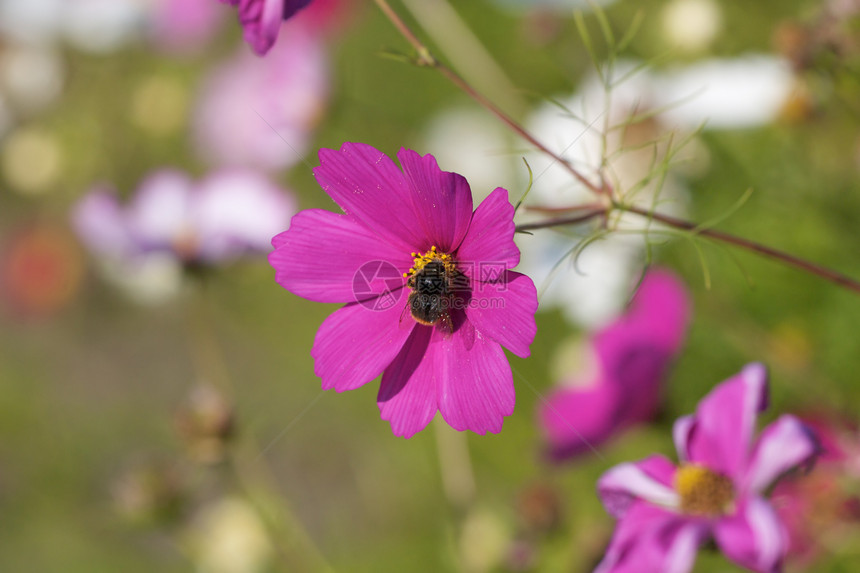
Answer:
[596,363,818,573]
[539,269,690,461]
[193,22,327,172]
[150,0,225,54]
[73,169,295,265]
[269,142,538,438]
[219,0,312,55]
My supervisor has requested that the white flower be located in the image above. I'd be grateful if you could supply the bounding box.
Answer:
[654,55,795,130]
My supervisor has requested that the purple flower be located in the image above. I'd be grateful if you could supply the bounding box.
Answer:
[269,142,539,438]
[193,23,328,172]
[73,169,295,265]
[595,363,819,573]
[539,269,690,461]
[220,0,312,55]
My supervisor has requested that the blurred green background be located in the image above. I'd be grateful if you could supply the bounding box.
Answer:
[1,0,859,571]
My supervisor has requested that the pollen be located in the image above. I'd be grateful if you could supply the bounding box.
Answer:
[675,464,735,517]
[403,245,456,279]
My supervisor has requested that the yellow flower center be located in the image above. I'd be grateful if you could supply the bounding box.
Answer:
[675,464,735,517]
[402,245,457,279]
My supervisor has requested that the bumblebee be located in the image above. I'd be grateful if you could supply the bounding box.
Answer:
[407,259,456,331]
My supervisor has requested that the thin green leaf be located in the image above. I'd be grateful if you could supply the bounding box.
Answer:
[515,158,535,213]
[573,11,604,84]
[693,187,755,233]
[617,9,645,52]
[590,2,616,53]
[688,235,712,290]
[571,229,611,276]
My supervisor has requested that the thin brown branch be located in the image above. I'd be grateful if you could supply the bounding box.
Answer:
[622,205,860,294]
[523,201,607,215]
[516,210,606,233]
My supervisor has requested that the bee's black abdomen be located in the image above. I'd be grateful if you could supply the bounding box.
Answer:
[407,260,453,326]
[409,292,444,325]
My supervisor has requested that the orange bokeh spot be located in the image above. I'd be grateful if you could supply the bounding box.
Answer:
[1,224,84,318]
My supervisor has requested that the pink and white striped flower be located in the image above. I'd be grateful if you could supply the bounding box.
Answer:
[596,363,818,573]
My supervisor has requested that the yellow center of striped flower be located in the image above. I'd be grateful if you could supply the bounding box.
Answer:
[675,464,735,517]
[402,245,456,279]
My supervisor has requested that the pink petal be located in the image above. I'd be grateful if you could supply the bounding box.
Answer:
[313,142,426,252]
[127,170,194,250]
[673,414,696,464]
[626,269,691,352]
[539,268,690,462]
[714,496,787,573]
[539,381,623,461]
[592,330,672,425]
[238,0,285,56]
[269,208,412,303]
[456,187,519,274]
[464,271,537,358]
[745,415,818,494]
[71,188,135,258]
[598,455,680,518]
[436,320,516,435]
[674,363,769,481]
[312,301,415,392]
[592,268,691,423]
[596,501,706,573]
[397,148,473,252]
[193,170,295,261]
[377,325,438,438]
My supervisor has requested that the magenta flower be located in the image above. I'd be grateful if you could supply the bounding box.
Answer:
[596,363,818,573]
[73,169,295,265]
[269,142,538,438]
[220,0,312,55]
[539,269,690,461]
